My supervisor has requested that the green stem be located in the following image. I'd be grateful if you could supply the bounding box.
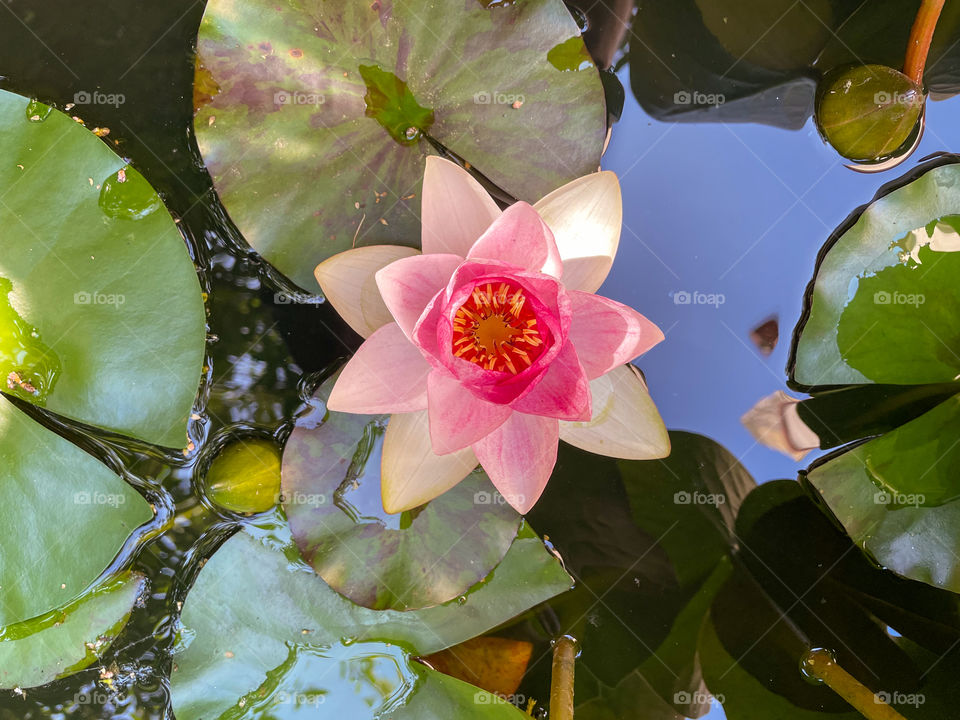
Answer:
[549,636,577,720]
[904,0,946,86]
[802,649,909,720]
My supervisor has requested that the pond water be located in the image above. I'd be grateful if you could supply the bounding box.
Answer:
[1,1,960,718]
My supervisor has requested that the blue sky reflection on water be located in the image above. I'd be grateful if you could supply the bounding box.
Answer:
[602,68,960,489]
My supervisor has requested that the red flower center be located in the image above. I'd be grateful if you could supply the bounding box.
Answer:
[451,281,544,374]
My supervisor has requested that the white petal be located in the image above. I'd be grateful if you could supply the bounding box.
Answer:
[381,410,478,513]
[534,171,621,293]
[741,391,819,462]
[314,245,419,338]
[559,364,669,459]
[422,157,501,256]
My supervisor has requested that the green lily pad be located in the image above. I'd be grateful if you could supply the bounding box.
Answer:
[525,435,754,717]
[194,0,605,290]
[281,375,520,611]
[0,572,146,689]
[708,480,948,713]
[170,516,571,719]
[805,397,960,592]
[625,0,960,133]
[0,89,206,448]
[619,431,754,588]
[696,0,833,72]
[627,0,823,130]
[0,87,202,689]
[815,64,924,164]
[787,159,960,592]
[698,618,859,720]
[791,162,960,387]
[814,0,960,99]
[0,397,153,687]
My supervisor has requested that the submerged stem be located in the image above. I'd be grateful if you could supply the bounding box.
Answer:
[549,635,577,720]
[802,649,908,720]
[903,0,946,86]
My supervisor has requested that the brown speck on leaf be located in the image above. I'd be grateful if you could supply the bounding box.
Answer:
[117,168,127,183]
[289,48,303,58]
[7,372,37,395]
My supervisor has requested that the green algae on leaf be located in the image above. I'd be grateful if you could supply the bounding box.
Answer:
[194,0,605,290]
[359,64,435,145]
[0,276,61,404]
[547,36,594,72]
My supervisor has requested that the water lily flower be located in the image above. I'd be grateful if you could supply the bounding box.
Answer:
[741,391,820,461]
[314,157,668,514]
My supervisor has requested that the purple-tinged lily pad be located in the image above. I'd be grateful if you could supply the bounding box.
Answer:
[194,0,605,290]
[280,373,522,611]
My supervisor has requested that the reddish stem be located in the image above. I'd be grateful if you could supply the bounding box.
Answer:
[903,0,946,86]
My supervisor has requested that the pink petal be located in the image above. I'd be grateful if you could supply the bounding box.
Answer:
[422,157,501,256]
[376,253,463,340]
[534,171,621,293]
[568,291,664,379]
[559,364,669,460]
[511,341,591,421]
[314,245,420,339]
[327,323,429,413]
[468,202,563,278]
[473,413,559,514]
[427,371,512,454]
[428,262,572,404]
[381,410,478,513]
